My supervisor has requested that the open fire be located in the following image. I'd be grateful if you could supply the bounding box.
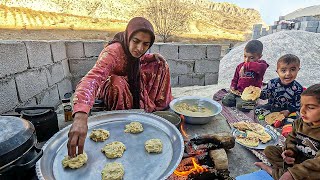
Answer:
[168,116,235,180]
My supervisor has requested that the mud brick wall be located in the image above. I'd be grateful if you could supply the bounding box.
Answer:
[0,40,221,114]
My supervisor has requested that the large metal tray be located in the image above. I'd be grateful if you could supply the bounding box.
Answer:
[231,125,279,150]
[36,111,184,180]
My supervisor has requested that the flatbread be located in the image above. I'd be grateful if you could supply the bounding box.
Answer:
[145,139,163,153]
[90,129,110,142]
[235,136,259,147]
[246,130,272,143]
[265,112,285,125]
[101,141,126,159]
[124,122,143,134]
[232,121,250,131]
[241,86,261,101]
[101,162,124,180]
[62,152,88,169]
[232,121,264,135]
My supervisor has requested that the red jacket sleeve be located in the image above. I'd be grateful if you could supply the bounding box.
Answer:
[72,47,115,115]
[243,60,268,76]
[230,64,241,89]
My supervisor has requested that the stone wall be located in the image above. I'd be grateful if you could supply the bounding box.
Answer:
[0,40,221,114]
[252,16,320,39]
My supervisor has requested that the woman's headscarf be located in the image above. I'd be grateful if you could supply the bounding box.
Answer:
[108,17,155,108]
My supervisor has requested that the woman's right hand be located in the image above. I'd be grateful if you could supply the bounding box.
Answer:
[281,149,295,164]
[67,112,88,157]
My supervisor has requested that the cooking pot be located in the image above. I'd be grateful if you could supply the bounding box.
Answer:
[0,116,43,179]
[15,106,59,142]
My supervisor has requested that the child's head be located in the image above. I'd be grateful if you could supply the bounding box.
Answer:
[244,40,263,63]
[276,54,300,85]
[300,84,320,125]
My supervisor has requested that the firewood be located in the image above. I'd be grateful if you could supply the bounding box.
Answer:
[209,149,229,170]
[194,133,235,150]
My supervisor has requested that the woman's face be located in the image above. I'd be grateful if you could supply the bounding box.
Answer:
[129,31,151,58]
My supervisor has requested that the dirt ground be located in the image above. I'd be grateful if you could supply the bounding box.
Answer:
[0,29,240,46]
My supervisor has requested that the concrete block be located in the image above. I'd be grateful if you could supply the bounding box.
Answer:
[72,76,83,90]
[261,28,267,36]
[301,27,318,32]
[179,45,206,60]
[178,74,193,87]
[279,16,285,21]
[301,16,316,21]
[300,21,319,28]
[84,41,105,57]
[0,41,28,78]
[253,24,262,30]
[159,44,178,59]
[205,73,219,85]
[0,77,19,114]
[167,59,194,75]
[170,74,179,87]
[57,78,73,100]
[46,62,65,86]
[194,60,220,73]
[277,24,287,30]
[25,41,52,68]
[16,69,48,102]
[66,41,84,58]
[192,73,205,86]
[272,29,277,33]
[61,59,71,77]
[317,27,320,33]
[36,85,60,107]
[149,43,160,54]
[207,45,221,59]
[50,41,67,62]
[69,58,97,77]
[294,22,300,30]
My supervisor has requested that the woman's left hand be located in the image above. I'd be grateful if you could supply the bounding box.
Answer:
[279,171,294,180]
[154,53,167,64]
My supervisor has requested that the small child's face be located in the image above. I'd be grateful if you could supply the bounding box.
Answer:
[243,51,261,63]
[276,62,300,85]
[300,95,320,126]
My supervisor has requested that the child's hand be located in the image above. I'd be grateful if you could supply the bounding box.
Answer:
[280,110,290,117]
[281,149,295,164]
[279,171,294,180]
[239,66,245,77]
[230,87,241,96]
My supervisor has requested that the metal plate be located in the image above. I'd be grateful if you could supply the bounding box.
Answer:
[36,111,184,180]
[231,125,279,150]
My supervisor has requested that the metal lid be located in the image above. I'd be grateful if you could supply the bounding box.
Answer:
[0,116,35,159]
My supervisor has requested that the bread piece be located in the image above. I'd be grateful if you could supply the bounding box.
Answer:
[241,86,261,101]
[265,112,285,125]
[236,136,259,147]
[246,130,272,143]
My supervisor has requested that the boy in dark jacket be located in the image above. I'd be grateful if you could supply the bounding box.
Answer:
[255,84,320,180]
[222,40,269,111]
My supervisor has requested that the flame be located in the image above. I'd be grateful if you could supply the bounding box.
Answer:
[174,157,208,177]
[179,115,189,139]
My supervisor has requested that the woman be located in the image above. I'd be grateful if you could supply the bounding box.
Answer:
[67,17,173,157]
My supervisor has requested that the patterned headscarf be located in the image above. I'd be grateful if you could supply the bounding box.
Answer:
[108,17,155,108]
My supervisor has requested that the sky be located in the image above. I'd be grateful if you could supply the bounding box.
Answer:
[213,0,320,25]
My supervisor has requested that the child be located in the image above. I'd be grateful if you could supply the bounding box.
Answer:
[222,40,269,111]
[255,84,320,180]
[258,54,303,136]
[260,54,303,115]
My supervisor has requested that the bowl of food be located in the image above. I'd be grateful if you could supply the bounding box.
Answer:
[169,96,222,125]
[153,111,181,128]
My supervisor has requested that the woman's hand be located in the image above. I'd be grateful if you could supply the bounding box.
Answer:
[279,171,294,180]
[281,149,295,164]
[154,53,167,64]
[67,112,88,157]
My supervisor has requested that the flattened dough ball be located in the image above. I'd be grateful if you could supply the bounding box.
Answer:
[101,162,124,180]
[101,141,126,158]
[90,129,110,142]
[124,121,143,134]
[145,139,163,153]
[62,152,88,169]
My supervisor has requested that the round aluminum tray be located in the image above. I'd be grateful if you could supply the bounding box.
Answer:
[36,110,184,180]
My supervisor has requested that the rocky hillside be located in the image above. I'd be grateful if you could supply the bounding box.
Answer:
[284,5,320,20]
[0,0,264,41]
